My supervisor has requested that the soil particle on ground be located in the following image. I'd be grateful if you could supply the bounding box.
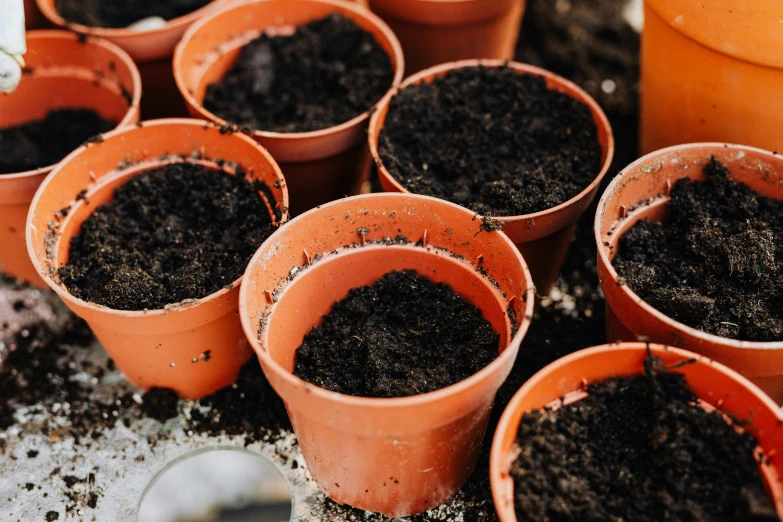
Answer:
[60,162,277,311]
[188,361,292,447]
[45,511,59,521]
[614,158,783,342]
[204,13,394,133]
[293,270,500,398]
[511,355,776,521]
[54,0,213,28]
[377,65,602,217]
[141,388,180,422]
[0,109,116,175]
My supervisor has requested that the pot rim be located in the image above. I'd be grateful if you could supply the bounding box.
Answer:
[35,0,223,38]
[489,342,783,522]
[172,0,405,142]
[595,141,783,351]
[2,30,142,181]
[239,192,536,409]
[26,118,288,318]
[368,59,614,225]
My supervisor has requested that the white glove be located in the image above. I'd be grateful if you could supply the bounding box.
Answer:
[0,0,26,93]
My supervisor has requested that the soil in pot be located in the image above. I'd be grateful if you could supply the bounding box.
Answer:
[511,355,777,522]
[0,109,116,175]
[613,158,783,342]
[203,13,394,133]
[54,0,213,28]
[293,269,500,398]
[377,66,602,217]
[60,162,277,311]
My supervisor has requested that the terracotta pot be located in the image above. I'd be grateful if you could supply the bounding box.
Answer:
[369,60,614,296]
[490,343,783,521]
[173,0,405,217]
[35,0,228,118]
[595,143,783,403]
[26,119,289,399]
[368,0,525,74]
[641,1,783,154]
[239,193,534,517]
[0,30,140,286]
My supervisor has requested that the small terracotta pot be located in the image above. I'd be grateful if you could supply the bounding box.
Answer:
[490,343,783,521]
[595,143,783,403]
[27,119,289,399]
[0,30,140,286]
[239,193,534,517]
[369,60,614,295]
[35,0,228,118]
[368,0,525,74]
[173,0,405,217]
[642,0,783,154]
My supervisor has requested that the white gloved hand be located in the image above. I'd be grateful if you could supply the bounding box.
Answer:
[0,0,26,93]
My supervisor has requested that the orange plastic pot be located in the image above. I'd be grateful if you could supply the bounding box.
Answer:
[641,1,783,154]
[174,0,404,217]
[595,143,783,403]
[26,119,289,399]
[370,60,614,296]
[0,30,140,286]
[490,343,783,521]
[368,0,525,74]
[35,0,228,118]
[239,193,534,517]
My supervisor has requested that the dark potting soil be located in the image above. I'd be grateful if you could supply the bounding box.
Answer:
[54,0,213,28]
[60,162,277,311]
[377,66,602,217]
[613,158,783,342]
[203,13,394,133]
[140,388,180,422]
[512,356,776,522]
[0,109,116,175]
[293,270,500,398]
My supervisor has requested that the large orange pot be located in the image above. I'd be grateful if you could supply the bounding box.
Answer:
[239,193,534,517]
[595,143,783,403]
[174,0,404,217]
[369,60,614,296]
[641,0,783,154]
[490,343,783,521]
[35,0,228,118]
[0,30,140,286]
[27,119,289,399]
[368,0,525,74]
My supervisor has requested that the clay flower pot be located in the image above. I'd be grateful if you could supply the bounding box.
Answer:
[369,60,614,295]
[173,0,405,217]
[367,0,525,74]
[490,343,783,521]
[0,30,141,286]
[27,119,289,399]
[35,0,228,118]
[239,193,534,517]
[642,0,783,154]
[595,143,783,403]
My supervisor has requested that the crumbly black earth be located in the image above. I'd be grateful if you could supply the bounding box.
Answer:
[204,13,394,133]
[60,162,276,311]
[141,388,180,422]
[293,270,500,398]
[614,158,783,342]
[512,356,776,522]
[54,0,213,28]
[377,66,602,217]
[0,109,115,175]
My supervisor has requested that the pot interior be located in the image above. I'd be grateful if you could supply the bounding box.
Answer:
[53,159,279,270]
[264,244,512,373]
